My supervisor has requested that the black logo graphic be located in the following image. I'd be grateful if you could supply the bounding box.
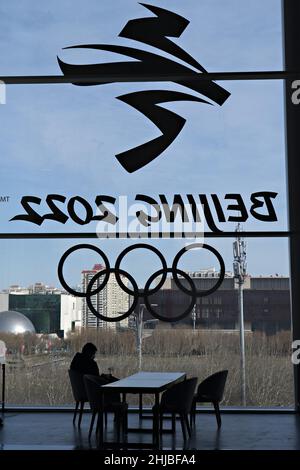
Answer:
[58,3,230,173]
[58,243,225,323]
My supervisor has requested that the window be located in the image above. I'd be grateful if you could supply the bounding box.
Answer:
[202,308,210,319]
[215,308,222,319]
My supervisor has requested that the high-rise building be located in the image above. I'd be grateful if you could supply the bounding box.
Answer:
[81,264,130,329]
[105,273,130,329]
[82,264,106,329]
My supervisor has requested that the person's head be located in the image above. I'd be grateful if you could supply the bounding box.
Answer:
[81,342,97,359]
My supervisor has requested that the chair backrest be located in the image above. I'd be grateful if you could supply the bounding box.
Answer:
[83,374,109,412]
[196,370,228,402]
[161,377,198,413]
[68,369,88,402]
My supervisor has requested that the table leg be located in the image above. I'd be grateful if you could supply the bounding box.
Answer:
[122,393,128,433]
[139,393,143,419]
[98,392,104,449]
[153,392,160,448]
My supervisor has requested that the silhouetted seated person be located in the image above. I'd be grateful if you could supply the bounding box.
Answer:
[70,342,99,376]
[70,342,120,403]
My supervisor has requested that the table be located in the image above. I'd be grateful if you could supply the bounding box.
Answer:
[98,371,186,448]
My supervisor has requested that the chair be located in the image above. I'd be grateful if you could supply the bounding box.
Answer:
[190,370,228,428]
[68,369,89,427]
[153,377,198,441]
[83,374,128,441]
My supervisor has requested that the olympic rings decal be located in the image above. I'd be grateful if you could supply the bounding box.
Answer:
[57,243,225,323]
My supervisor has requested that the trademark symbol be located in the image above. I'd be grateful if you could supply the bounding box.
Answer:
[0,196,10,203]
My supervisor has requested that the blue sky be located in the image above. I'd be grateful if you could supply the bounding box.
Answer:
[0,0,290,289]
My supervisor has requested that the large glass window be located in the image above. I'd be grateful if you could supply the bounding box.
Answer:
[0,0,293,408]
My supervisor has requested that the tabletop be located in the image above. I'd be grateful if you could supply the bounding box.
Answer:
[101,371,186,394]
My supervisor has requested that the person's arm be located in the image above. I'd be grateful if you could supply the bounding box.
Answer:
[91,359,99,376]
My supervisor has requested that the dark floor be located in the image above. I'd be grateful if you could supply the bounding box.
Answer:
[1,411,300,450]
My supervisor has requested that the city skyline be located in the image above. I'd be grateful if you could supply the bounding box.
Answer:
[0,266,291,337]
[0,267,290,294]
